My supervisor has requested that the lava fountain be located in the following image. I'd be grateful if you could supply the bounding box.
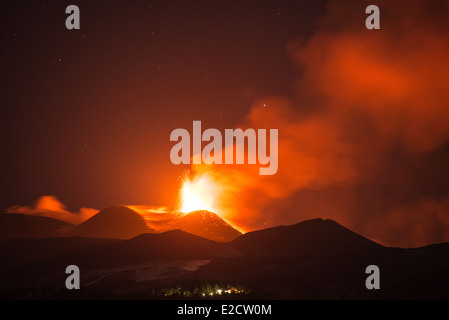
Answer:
[178,171,220,214]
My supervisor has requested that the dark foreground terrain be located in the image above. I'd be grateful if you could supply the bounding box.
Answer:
[0,216,448,299]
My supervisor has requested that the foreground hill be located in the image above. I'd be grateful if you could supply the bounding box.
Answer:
[0,237,120,269]
[62,229,241,270]
[231,218,382,255]
[0,230,241,291]
[0,213,73,240]
[0,218,448,299]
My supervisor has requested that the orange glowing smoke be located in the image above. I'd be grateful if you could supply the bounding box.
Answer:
[6,195,99,225]
[180,0,449,244]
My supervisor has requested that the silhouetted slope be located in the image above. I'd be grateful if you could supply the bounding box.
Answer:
[73,206,151,239]
[0,213,73,240]
[0,237,120,269]
[0,230,241,289]
[2,217,449,299]
[60,230,240,269]
[173,210,242,242]
[192,242,449,299]
[231,218,382,255]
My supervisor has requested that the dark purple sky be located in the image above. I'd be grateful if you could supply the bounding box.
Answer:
[0,0,324,209]
[1,0,449,247]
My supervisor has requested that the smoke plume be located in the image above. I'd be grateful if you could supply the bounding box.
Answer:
[6,195,98,225]
[191,0,449,245]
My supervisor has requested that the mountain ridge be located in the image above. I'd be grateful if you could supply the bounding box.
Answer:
[73,206,152,239]
[1,217,449,299]
[231,217,383,255]
[0,213,73,240]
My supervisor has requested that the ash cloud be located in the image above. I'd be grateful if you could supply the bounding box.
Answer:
[197,0,449,246]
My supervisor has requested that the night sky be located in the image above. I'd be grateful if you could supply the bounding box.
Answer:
[2,0,449,247]
[0,0,323,207]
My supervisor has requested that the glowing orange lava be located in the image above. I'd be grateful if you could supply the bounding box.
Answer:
[178,172,219,214]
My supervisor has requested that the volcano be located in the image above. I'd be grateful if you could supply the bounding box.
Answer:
[73,206,152,239]
[172,210,242,242]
